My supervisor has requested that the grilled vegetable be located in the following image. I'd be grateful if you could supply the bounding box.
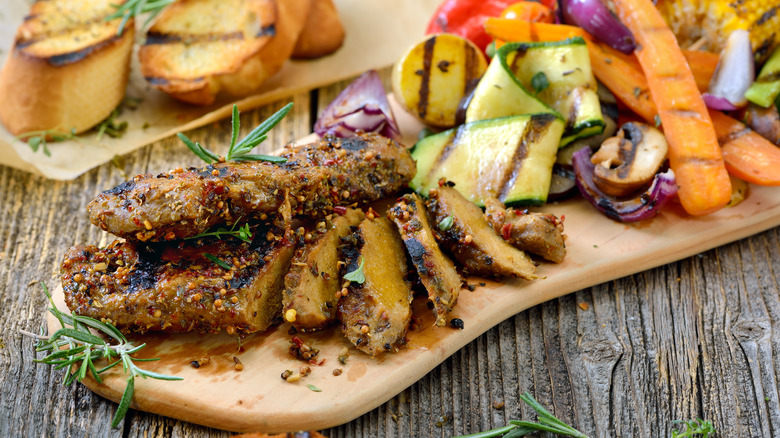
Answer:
[703,30,754,111]
[614,0,732,216]
[389,193,462,327]
[466,38,605,146]
[283,208,365,331]
[426,185,537,279]
[656,0,779,62]
[710,110,780,186]
[560,0,636,53]
[739,103,780,146]
[484,198,566,263]
[590,123,668,197]
[392,33,488,128]
[410,114,565,207]
[338,217,413,356]
[745,46,780,108]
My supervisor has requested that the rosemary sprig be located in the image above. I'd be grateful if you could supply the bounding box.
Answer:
[20,283,182,428]
[107,0,176,35]
[95,108,129,141]
[671,418,715,438]
[187,221,253,243]
[455,392,588,438]
[16,128,77,157]
[177,103,292,165]
[204,253,232,270]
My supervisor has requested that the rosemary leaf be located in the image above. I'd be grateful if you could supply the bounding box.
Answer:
[111,376,135,428]
[438,214,454,231]
[204,253,232,270]
[230,154,288,163]
[307,384,322,392]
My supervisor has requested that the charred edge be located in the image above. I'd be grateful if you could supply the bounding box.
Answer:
[340,137,369,151]
[499,114,555,200]
[146,76,207,86]
[45,33,126,67]
[463,39,479,96]
[144,30,249,46]
[617,123,643,179]
[756,6,777,26]
[405,238,429,276]
[566,89,583,132]
[509,44,530,72]
[257,23,276,38]
[103,180,136,196]
[417,36,437,119]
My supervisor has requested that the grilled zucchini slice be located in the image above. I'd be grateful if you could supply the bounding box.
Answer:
[410,114,565,207]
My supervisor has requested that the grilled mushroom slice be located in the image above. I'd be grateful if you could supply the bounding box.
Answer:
[337,217,413,356]
[426,185,537,279]
[283,208,365,331]
[389,193,463,327]
[484,198,566,263]
[590,122,669,197]
[740,103,780,146]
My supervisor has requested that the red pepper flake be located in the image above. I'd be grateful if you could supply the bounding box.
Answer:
[579,302,589,311]
[333,206,347,215]
[501,223,513,240]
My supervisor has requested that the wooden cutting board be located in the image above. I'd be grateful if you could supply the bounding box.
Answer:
[48,180,780,433]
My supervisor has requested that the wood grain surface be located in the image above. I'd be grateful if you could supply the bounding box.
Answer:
[2,71,780,437]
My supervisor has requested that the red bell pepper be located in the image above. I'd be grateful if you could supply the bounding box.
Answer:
[426,0,558,54]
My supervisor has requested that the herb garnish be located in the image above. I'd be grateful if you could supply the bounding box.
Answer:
[20,283,182,428]
[671,418,715,438]
[531,72,550,95]
[455,392,587,437]
[107,0,176,35]
[16,128,77,156]
[343,257,366,284]
[307,384,322,392]
[188,220,253,243]
[95,108,129,141]
[438,214,454,231]
[204,253,232,270]
[178,104,291,165]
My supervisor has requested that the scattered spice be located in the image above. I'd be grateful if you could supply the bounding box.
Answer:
[492,401,505,410]
[332,368,342,376]
[578,302,589,311]
[233,356,243,371]
[190,360,200,369]
[450,318,465,330]
[289,336,320,363]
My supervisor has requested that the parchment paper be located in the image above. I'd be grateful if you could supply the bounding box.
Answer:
[0,0,441,180]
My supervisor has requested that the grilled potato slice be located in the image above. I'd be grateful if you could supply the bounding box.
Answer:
[291,0,345,59]
[0,0,134,135]
[389,193,462,327]
[483,198,566,263]
[338,217,413,356]
[139,0,311,105]
[427,185,537,279]
[392,33,487,128]
[282,208,365,331]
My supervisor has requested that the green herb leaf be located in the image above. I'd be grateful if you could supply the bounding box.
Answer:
[106,0,176,35]
[671,418,715,438]
[531,72,550,95]
[21,283,181,429]
[178,104,291,165]
[343,257,366,284]
[16,128,77,156]
[204,253,232,270]
[307,384,322,392]
[438,214,454,231]
[654,114,662,127]
[188,221,253,243]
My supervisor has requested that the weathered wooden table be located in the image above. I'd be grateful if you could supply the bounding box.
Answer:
[2,72,779,438]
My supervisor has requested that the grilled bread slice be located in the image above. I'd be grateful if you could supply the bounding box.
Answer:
[291,0,345,59]
[0,0,134,136]
[139,0,311,105]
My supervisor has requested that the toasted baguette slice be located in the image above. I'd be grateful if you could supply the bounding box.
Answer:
[291,0,345,59]
[0,0,134,136]
[139,0,311,105]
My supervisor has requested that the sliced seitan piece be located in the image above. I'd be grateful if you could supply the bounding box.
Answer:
[389,193,462,327]
[337,217,413,356]
[283,208,365,331]
[61,224,296,334]
[484,197,567,263]
[426,184,537,279]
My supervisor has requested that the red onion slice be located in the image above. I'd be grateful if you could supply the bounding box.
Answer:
[314,70,401,141]
[572,146,678,222]
[705,29,754,110]
[560,0,636,54]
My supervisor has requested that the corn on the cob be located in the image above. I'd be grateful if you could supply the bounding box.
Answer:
[656,0,779,62]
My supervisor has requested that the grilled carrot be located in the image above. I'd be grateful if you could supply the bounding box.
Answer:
[709,110,780,186]
[612,0,730,215]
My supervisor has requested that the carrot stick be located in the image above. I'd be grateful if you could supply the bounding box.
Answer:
[709,110,780,186]
[612,0,731,215]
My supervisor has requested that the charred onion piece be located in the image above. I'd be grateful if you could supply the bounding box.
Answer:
[560,0,636,54]
[314,70,401,140]
[572,147,678,222]
[590,122,668,197]
[703,29,754,110]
